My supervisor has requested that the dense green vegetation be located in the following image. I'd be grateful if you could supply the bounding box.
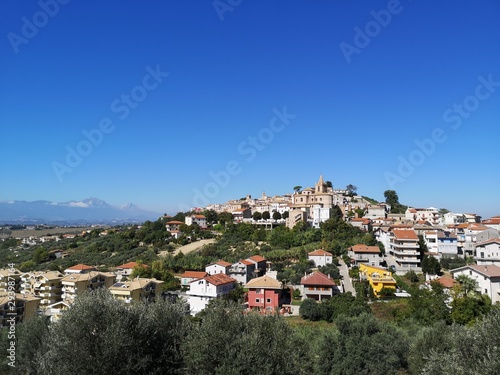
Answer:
[1,202,496,374]
[2,289,500,375]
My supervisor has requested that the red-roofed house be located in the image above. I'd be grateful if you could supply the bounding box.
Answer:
[389,229,420,270]
[165,221,184,232]
[185,214,207,229]
[451,264,500,304]
[308,249,333,267]
[205,260,232,275]
[350,218,372,232]
[301,271,339,301]
[482,217,500,231]
[186,273,236,315]
[347,244,382,266]
[246,255,267,277]
[181,271,208,288]
[64,264,97,275]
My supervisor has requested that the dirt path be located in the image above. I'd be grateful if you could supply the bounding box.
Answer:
[159,239,216,257]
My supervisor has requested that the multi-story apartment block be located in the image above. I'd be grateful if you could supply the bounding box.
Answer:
[108,278,164,304]
[61,271,116,303]
[405,207,441,225]
[0,293,40,326]
[389,229,420,269]
[0,268,22,293]
[20,271,64,307]
[475,238,500,266]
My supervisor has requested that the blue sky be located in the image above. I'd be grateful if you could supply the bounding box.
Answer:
[1,0,499,218]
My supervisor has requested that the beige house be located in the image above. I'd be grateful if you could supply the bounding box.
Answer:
[20,271,64,307]
[0,268,22,293]
[61,271,116,303]
[109,278,164,303]
[0,293,40,326]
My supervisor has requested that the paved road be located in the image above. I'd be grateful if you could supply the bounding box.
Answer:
[338,259,356,296]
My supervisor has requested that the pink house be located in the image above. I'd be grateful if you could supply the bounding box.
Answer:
[245,275,282,312]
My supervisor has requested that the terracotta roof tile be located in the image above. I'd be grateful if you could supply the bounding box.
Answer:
[392,229,418,240]
[214,260,232,267]
[205,273,236,286]
[348,244,381,254]
[301,271,336,286]
[308,249,333,256]
[182,271,208,279]
[248,255,266,263]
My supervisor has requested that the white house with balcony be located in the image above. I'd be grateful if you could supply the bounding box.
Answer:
[347,244,382,266]
[308,249,333,267]
[185,214,207,229]
[205,260,232,275]
[405,207,441,225]
[389,229,421,269]
[186,274,235,315]
[475,238,500,266]
[451,264,500,304]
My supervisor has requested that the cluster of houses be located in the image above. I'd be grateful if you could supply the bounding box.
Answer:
[0,248,346,325]
[0,261,163,325]
[180,250,341,316]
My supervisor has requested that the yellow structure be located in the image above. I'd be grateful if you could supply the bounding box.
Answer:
[359,264,397,297]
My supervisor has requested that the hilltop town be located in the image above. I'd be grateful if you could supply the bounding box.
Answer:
[2,174,499,318]
[1,175,500,373]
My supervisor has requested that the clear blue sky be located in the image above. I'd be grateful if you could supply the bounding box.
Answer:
[1,0,499,218]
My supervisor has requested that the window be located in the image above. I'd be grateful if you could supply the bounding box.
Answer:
[485,289,488,294]
[255,298,260,303]
[266,298,271,303]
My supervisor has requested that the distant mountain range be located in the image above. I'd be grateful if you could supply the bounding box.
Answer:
[0,198,162,225]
